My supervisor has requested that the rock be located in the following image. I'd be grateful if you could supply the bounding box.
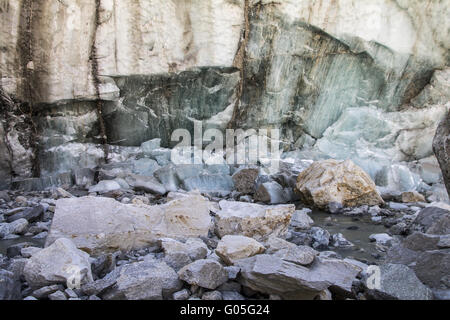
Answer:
[88,180,122,194]
[296,160,384,209]
[369,234,393,246]
[124,175,167,195]
[21,247,42,258]
[6,205,44,223]
[413,250,450,289]
[401,191,426,203]
[0,191,11,202]
[402,232,442,252]
[178,259,228,290]
[214,200,294,241]
[222,291,245,300]
[254,181,289,204]
[81,268,122,297]
[309,227,331,250]
[0,269,21,300]
[390,222,409,236]
[265,237,318,266]
[327,202,344,214]
[224,266,240,280]
[91,253,118,279]
[232,168,259,194]
[414,206,450,235]
[363,264,433,300]
[235,254,360,300]
[290,209,314,230]
[48,291,68,301]
[23,296,38,300]
[31,285,65,299]
[315,289,332,300]
[33,231,48,239]
[388,202,410,211]
[6,242,35,258]
[0,219,29,239]
[433,110,450,198]
[368,206,381,216]
[160,238,208,270]
[101,256,182,300]
[202,291,223,300]
[215,235,265,265]
[173,289,190,300]
[23,238,93,289]
[65,288,78,299]
[331,233,354,248]
[438,236,450,249]
[46,194,212,256]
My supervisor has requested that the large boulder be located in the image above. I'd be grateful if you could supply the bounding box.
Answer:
[235,255,361,300]
[296,159,384,209]
[46,194,212,256]
[215,235,265,265]
[101,256,182,300]
[214,200,295,241]
[363,264,433,300]
[23,238,93,289]
[433,109,450,198]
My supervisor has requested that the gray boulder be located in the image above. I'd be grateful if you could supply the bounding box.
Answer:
[23,238,93,289]
[235,254,361,300]
[101,256,182,300]
[414,250,450,289]
[363,264,433,300]
[414,206,450,234]
[178,259,228,290]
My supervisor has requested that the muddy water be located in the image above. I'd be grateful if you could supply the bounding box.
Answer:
[310,210,389,263]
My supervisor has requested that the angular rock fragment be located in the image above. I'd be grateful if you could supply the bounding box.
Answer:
[23,238,93,289]
[215,235,265,265]
[178,259,228,290]
[214,200,294,241]
[101,256,182,300]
